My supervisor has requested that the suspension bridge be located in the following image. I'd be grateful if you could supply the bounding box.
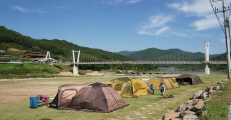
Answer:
[64,41,227,75]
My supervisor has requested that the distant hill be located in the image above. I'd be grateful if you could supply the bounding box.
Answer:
[0,26,133,62]
[116,51,138,56]
[117,48,205,61]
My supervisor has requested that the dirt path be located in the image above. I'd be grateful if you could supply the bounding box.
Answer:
[113,88,199,120]
[0,80,69,103]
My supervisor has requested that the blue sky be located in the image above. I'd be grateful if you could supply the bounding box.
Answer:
[1,0,231,54]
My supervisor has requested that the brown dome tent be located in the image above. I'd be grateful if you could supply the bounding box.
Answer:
[50,83,128,113]
[176,74,203,85]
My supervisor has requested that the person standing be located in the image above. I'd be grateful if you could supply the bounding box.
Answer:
[159,83,165,96]
[148,84,154,95]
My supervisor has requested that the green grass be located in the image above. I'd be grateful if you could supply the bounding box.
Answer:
[0,74,229,120]
[201,80,231,120]
[53,65,72,72]
[0,63,60,79]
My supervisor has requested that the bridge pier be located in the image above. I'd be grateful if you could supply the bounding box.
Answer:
[204,41,210,74]
[73,66,78,76]
[205,64,210,74]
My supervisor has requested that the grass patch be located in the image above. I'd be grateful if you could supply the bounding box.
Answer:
[53,65,72,72]
[201,80,231,120]
[0,63,60,79]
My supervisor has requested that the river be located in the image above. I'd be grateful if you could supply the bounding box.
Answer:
[163,70,225,74]
[117,70,225,76]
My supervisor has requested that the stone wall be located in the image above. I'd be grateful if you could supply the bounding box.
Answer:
[162,81,226,120]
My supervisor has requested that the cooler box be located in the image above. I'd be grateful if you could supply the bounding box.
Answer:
[30,97,38,108]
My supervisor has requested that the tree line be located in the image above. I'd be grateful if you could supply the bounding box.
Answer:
[0,26,158,71]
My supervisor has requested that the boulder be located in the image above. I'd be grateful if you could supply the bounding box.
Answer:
[180,110,196,117]
[183,114,198,120]
[212,82,224,90]
[192,90,203,99]
[175,104,194,112]
[200,92,209,100]
[193,99,204,112]
[222,79,229,82]
[162,112,181,120]
[212,85,220,90]
[209,89,216,94]
[185,99,199,105]
[204,87,211,92]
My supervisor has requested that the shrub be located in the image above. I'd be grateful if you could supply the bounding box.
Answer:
[79,70,87,75]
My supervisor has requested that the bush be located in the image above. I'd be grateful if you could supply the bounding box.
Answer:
[79,70,87,75]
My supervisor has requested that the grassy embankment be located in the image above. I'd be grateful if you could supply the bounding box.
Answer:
[0,63,61,79]
[0,63,162,79]
[0,74,230,120]
[201,79,231,120]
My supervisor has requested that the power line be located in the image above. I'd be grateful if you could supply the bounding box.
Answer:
[210,0,231,79]
[210,0,225,34]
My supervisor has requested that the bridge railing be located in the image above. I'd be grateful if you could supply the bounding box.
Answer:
[52,61,227,65]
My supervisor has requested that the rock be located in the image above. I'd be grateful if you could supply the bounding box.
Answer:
[222,79,229,81]
[200,92,209,100]
[212,85,220,90]
[192,91,203,99]
[180,110,196,117]
[176,104,194,112]
[162,112,181,120]
[204,87,211,92]
[210,90,216,94]
[193,99,204,112]
[183,114,198,120]
[212,82,224,90]
[185,99,199,105]
[209,88,214,94]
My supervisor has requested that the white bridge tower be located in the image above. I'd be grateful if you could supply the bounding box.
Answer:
[204,41,210,74]
[72,50,80,76]
[46,51,51,59]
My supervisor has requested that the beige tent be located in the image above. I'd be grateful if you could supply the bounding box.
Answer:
[148,77,179,90]
[49,83,128,112]
[108,77,151,98]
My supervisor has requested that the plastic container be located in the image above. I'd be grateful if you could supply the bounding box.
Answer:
[30,97,38,108]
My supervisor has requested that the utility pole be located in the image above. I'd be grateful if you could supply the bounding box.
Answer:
[211,0,231,78]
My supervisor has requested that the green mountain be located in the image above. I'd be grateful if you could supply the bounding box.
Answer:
[0,26,133,62]
[116,51,138,56]
[118,48,205,61]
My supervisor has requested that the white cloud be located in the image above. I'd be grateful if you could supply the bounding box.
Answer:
[191,15,219,30]
[12,5,45,13]
[100,0,142,4]
[155,26,169,35]
[100,0,123,4]
[168,0,212,17]
[138,15,173,36]
[171,31,188,37]
[168,0,219,30]
[127,0,142,4]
